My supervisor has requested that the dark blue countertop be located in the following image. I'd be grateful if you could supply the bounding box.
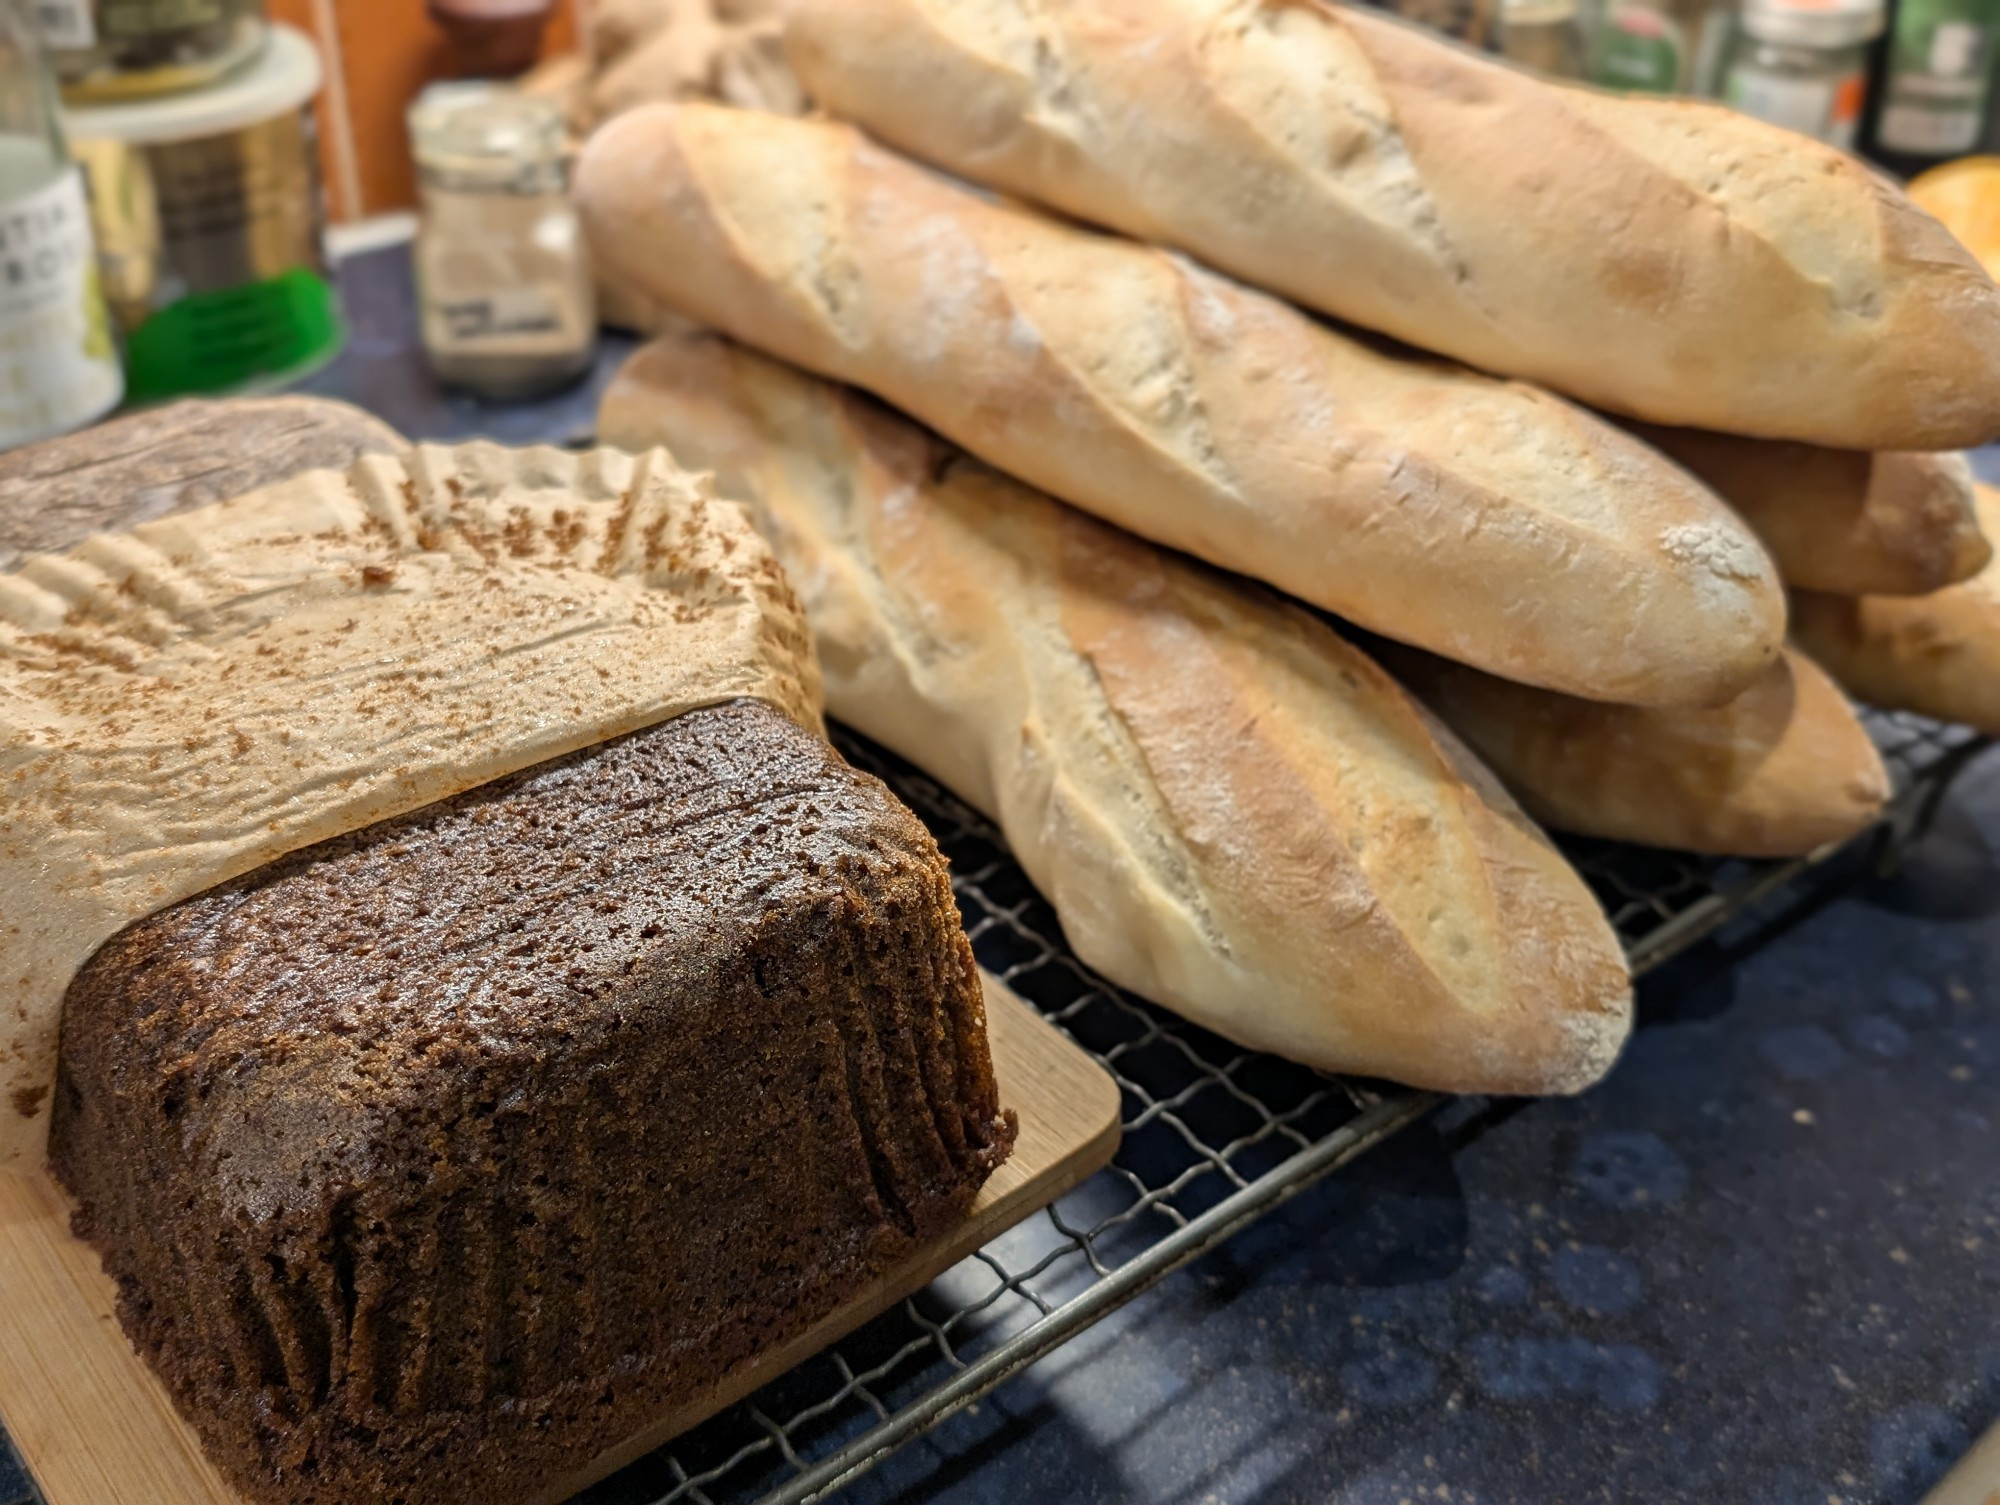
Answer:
[848,811,2000,1505]
[3,243,1998,1505]
[296,241,635,447]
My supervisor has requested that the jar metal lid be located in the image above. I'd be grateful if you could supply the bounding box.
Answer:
[1503,0,1581,22]
[1738,0,1885,48]
[58,23,320,144]
[408,82,567,165]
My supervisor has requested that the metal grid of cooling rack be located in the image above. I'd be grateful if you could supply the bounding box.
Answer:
[1573,711,1991,977]
[573,710,1993,1505]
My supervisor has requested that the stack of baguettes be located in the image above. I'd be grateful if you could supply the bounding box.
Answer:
[577,0,2000,1097]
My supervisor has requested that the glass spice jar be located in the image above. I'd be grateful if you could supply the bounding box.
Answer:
[1719,0,1886,148]
[407,82,595,401]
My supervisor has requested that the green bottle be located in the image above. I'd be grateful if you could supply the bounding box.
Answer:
[1593,0,1688,89]
[1868,0,2000,174]
[1590,0,1724,92]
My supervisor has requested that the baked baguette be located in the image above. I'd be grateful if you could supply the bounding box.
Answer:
[1791,485,2000,734]
[577,102,1783,708]
[784,0,2000,450]
[1626,427,1989,597]
[1378,643,1888,857]
[600,328,1633,1095]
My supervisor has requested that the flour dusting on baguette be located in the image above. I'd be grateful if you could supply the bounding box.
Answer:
[1626,428,1991,597]
[1658,523,1772,582]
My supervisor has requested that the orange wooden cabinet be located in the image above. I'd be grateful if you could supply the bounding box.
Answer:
[272,0,580,222]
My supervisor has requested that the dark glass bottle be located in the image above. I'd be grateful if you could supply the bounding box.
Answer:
[1863,0,2000,177]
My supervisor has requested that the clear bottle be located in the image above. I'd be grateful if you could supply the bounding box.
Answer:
[1502,0,1589,77]
[0,0,121,449]
[408,82,595,402]
[1720,0,1885,148]
[1382,0,1498,48]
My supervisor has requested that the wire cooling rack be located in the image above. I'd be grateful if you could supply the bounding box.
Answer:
[570,711,1990,1505]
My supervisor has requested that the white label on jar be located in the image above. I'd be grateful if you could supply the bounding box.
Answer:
[434,285,569,345]
[1726,67,1840,142]
[34,0,97,49]
[0,166,123,449]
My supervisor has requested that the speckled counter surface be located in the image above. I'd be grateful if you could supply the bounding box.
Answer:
[830,802,2000,1505]
[3,245,1999,1505]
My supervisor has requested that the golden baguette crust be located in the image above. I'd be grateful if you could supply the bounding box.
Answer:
[1627,427,1990,597]
[1381,644,1888,857]
[1791,486,2000,734]
[785,0,2000,449]
[600,329,1634,1095]
[577,102,1783,708]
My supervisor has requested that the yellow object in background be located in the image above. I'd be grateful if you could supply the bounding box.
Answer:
[1910,156,2000,280]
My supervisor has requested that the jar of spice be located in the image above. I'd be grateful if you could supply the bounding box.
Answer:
[1719,0,1886,148]
[407,83,595,401]
[38,0,268,104]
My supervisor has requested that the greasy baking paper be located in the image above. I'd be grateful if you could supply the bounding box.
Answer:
[0,441,822,1167]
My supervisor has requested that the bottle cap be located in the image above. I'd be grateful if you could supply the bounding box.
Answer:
[60,24,319,145]
[1739,0,1885,50]
[408,81,566,164]
[426,0,557,79]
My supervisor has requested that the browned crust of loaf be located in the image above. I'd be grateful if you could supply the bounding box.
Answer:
[1049,514,1629,1092]
[1864,172,2000,448]
[1629,426,1991,596]
[1301,7,2000,448]
[49,700,1013,1505]
[1792,583,2000,736]
[1388,644,1888,857]
[1864,455,1996,589]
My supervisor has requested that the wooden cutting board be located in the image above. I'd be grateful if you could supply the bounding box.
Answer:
[0,973,1121,1505]
[1924,1418,2000,1505]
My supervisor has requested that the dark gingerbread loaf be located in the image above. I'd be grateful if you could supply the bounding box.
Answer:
[49,697,1013,1505]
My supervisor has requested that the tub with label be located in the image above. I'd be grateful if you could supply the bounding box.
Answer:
[0,132,123,448]
[63,22,340,402]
